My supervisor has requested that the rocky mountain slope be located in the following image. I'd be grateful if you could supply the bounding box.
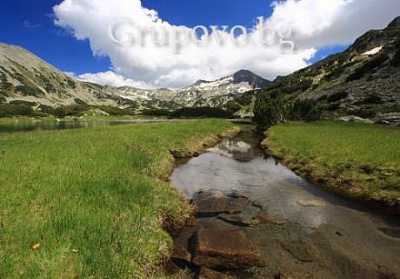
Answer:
[254,17,400,122]
[0,42,268,112]
[0,43,127,108]
[113,70,269,110]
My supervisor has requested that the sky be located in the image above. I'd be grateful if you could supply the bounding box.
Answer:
[1,0,400,89]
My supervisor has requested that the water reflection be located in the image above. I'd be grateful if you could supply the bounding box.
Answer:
[0,119,174,133]
[171,134,400,232]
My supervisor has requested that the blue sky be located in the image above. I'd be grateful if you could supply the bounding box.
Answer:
[1,0,110,73]
[1,0,399,88]
[0,0,274,75]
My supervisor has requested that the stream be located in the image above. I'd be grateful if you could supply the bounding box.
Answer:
[171,128,400,279]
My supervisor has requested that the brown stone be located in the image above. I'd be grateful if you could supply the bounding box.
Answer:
[171,229,195,264]
[193,194,250,217]
[198,267,234,279]
[279,271,313,279]
[216,203,262,227]
[218,213,254,227]
[283,242,321,263]
[186,216,198,227]
[192,227,265,269]
[255,211,286,225]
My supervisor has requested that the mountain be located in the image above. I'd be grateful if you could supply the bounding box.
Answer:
[254,17,400,122]
[388,16,400,28]
[0,42,268,114]
[100,70,269,111]
[0,43,129,108]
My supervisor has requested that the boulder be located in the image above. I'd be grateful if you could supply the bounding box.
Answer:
[339,115,374,124]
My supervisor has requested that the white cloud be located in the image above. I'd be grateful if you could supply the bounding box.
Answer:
[53,0,400,88]
[78,71,152,88]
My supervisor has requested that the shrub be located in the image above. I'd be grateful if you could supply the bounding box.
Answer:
[391,39,400,67]
[346,53,389,82]
[253,92,321,131]
[15,85,43,97]
[96,106,135,116]
[0,104,34,117]
[253,92,288,131]
[290,99,321,121]
[327,91,348,103]
[170,107,232,118]
[141,109,170,117]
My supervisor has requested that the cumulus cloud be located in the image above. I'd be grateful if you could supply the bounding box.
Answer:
[78,71,152,88]
[53,0,400,88]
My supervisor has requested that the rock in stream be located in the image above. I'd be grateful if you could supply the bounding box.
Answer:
[170,190,280,278]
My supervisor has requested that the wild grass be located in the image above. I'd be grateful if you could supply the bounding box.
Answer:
[265,121,400,211]
[0,119,235,278]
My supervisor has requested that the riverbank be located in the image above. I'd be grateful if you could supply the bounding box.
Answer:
[263,121,400,215]
[0,119,237,278]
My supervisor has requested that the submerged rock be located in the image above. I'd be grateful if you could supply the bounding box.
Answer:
[217,203,262,226]
[255,211,286,225]
[192,191,250,217]
[279,271,314,279]
[297,199,327,207]
[198,267,234,279]
[192,227,265,269]
[217,213,256,227]
[172,228,195,265]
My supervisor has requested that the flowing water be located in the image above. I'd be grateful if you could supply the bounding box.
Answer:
[171,128,400,278]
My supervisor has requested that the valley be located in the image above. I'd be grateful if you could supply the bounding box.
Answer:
[0,7,399,279]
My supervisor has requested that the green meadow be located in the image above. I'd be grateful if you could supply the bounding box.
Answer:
[0,119,236,278]
[265,121,400,211]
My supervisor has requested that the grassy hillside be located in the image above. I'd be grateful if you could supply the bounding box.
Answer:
[0,119,236,278]
[264,122,400,212]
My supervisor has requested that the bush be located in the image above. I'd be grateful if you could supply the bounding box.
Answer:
[327,91,348,103]
[170,107,232,118]
[253,92,288,131]
[290,99,321,121]
[346,53,389,82]
[391,39,400,67]
[96,106,135,116]
[141,109,170,117]
[253,92,321,131]
[15,85,43,97]
[0,104,34,117]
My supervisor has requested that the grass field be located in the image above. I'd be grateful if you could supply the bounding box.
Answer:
[264,121,400,212]
[0,119,236,278]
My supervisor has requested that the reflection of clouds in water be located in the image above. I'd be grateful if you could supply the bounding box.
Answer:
[173,151,347,230]
[172,141,400,268]
[172,152,330,230]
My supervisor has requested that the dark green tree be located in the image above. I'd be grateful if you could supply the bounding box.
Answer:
[290,98,321,121]
[253,92,288,131]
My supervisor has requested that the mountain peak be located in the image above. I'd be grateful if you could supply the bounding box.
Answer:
[232,69,270,89]
[387,16,400,28]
